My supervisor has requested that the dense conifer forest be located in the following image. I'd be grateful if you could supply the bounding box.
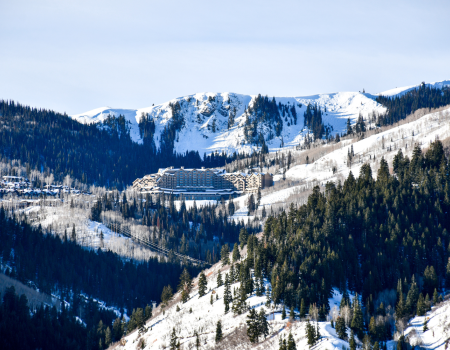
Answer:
[0,100,230,188]
[250,141,449,327]
[376,83,450,126]
[0,208,201,313]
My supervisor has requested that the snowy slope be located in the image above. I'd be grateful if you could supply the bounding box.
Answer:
[377,80,450,97]
[70,80,449,155]
[399,300,450,350]
[71,106,142,143]
[70,91,386,155]
[117,259,354,350]
[229,105,450,223]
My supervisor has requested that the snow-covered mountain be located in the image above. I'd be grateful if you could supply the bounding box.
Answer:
[71,80,449,155]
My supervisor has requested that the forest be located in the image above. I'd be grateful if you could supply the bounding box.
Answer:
[222,140,450,345]
[0,100,231,189]
[376,83,450,126]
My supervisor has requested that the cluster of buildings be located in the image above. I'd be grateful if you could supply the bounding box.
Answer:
[132,167,273,200]
[0,176,84,196]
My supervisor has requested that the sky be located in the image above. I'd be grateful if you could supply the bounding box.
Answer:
[1,0,449,115]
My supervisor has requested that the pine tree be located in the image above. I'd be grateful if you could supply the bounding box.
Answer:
[210,294,214,305]
[198,271,207,298]
[369,316,377,339]
[224,273,232,313]
[416,293,425,316]
[287,332,296,350]
[178,268,193,303]
[350,296,364,340]
[161,285,173,307]
[425,293,431,311]
[170,327,178,350]
[239,228,248,249]
[405,277,419,315]
[300,298,306,319]
[232,243,241,262]
[257,308,269,340]
[306,320,316,348]
[290,305,295,321]
[105,327,112,347]
[247,308,259,342]
[195,331,200,350]
[423,318,429,332]
[279,337,287,350]
[215,320,223,343]
[349,330,356,350]
[217,270,223,288]
[282,305,286,320]
[221,244,230,266]
[232,286,248,315]
[396,292,406,320]
[315,322,321,341]
[433,288,439,305]
[373,342,380,350]
[335,316,347,340]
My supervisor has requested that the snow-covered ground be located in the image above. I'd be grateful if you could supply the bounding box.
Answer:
[30,204,159,261]
[224,105,450,224]
[390,300,450,350]
[118,258,356,350]
[71,80,449,156]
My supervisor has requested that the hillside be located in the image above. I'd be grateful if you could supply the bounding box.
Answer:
[71,80,450,156]
[72,91,386,154]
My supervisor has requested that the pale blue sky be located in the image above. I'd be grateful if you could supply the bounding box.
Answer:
[1,0,449,115]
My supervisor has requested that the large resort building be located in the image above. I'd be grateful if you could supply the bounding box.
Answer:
[132,167,273,200]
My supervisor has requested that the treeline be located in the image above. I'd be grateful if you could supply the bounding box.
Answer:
[0,100,232,189]
[0,208,201,314]
[252,141,448,329]
[376,83,450,126]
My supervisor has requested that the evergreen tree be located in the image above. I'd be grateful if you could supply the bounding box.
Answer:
[232,243,241,262]
[423,318,429,332]
[300,298,306,319]
[224,273,232,313]
[105,327,112,347]
[217,270,223,287]
[282,305,287,320]
[257,308,269,340]
[195,331,200,350]
[247,194,256,214]
[287,332,296,350]
[306,320,316,348]
[433,288,439,305]
[179,268,193,303]
[290,305,295,321]
[349,330,356,350]
[416,293,426,316]
[335,316,347,340]
[247,308,259,342]
[215,320,223,343]
[161,285,173,307]
[373,342,380,350]
[396,292,406,320]
[170,327,178,350]
[350,296,364,340]
[239,228,248,249]
[198,271,207,298]
[221,244,230,266]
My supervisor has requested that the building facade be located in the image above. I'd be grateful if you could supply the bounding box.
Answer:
[132,167,273,199]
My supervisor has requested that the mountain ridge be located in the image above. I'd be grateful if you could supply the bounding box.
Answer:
[71,80,450,155]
